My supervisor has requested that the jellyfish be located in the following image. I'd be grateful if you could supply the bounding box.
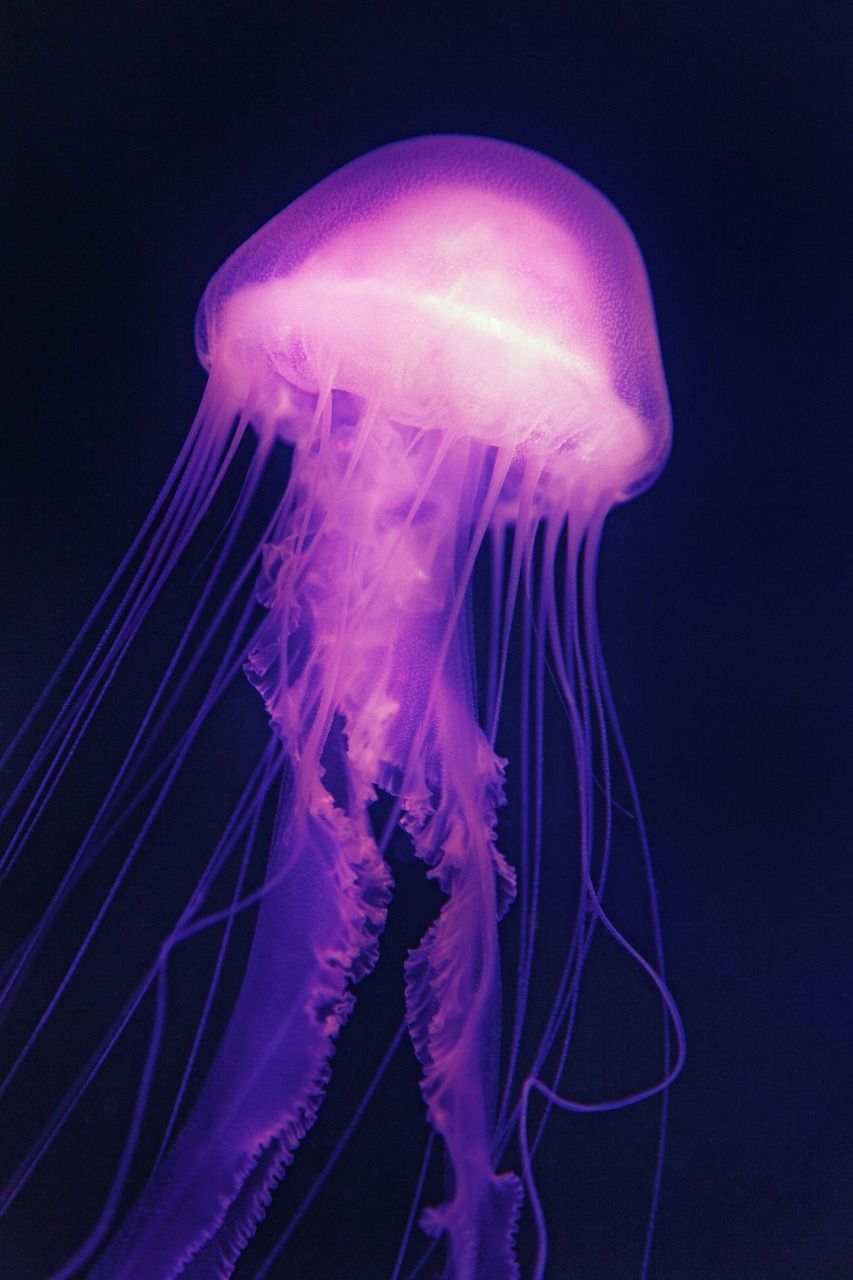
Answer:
[0,136,683,1279]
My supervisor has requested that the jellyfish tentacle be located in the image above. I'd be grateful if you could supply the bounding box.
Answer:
[402,702,522,1280]
[90,778,390,1280]
[266,413,525,1277]
[90,421,411,1277]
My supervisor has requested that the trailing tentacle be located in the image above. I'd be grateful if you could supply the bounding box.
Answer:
[402,722,522,1280]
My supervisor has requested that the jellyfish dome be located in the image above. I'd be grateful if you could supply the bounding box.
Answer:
[199,135,670,492]
[0,136,681,1280]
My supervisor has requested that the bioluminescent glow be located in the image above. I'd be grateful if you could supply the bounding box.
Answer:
[0,135,683,1279]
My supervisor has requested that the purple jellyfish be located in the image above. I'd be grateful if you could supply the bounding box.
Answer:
[0,136,683,1279]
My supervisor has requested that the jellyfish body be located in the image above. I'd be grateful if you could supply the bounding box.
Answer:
[1,137,678,1279]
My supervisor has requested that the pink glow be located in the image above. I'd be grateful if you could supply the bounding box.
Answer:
[202,137,669,494]
[1,136,681,1279]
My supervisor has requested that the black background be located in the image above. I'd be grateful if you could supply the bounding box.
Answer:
[2,3,851,1278]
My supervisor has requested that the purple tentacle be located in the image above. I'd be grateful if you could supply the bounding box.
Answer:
[91,788,390,1279]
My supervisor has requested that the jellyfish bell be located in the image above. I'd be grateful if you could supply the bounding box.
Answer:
[201,136,669,491]
[1,136,681,1280]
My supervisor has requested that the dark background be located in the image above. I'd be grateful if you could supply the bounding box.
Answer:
[2,3,851,1278]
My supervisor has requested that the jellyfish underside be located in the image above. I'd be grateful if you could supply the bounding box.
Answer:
[0,137,678,1280]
